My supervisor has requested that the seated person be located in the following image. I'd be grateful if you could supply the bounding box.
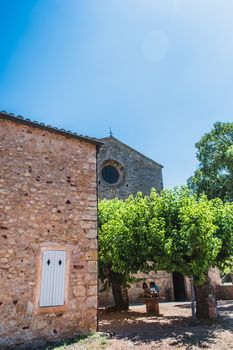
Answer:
[139,282,149,298]
[149,281,160,297]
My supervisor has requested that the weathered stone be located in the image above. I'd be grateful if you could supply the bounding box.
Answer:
[97,136,163,200]
[99,270,174,306]
[86,229,97,239]
[0,117,98,348]
[86,295,98,309]
[27,301,34,315]
[86,250,98,261]
[87,285,97,296]
[88,261,98,274]
[74,286,86,297]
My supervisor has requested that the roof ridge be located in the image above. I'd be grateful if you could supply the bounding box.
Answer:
[0,111,102,147]
[100,135,163,168]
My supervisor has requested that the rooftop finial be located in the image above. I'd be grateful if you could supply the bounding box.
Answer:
[109,126,113,137]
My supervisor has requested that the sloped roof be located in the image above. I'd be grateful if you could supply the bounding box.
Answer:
[100,135,163,168]
[0,111,103,147]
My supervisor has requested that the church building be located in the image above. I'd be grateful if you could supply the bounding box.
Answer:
[98,135,163,200]
[97,135,222,304]
[97,135,177,304]
[0,111,225,349]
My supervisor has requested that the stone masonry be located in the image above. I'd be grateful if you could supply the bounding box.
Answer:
[0,115,100,349]
[97,136,224,304]
[98,136,163,200]
[99,270,174,307]
[97,136,171,305]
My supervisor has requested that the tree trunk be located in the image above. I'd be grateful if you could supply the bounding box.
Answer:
[111,279,129,311]
[190,276,196,319]
[103,269,129,312]
[194,274,217,319]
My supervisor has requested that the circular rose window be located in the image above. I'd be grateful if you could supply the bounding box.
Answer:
[101,160,124,185]
[101,164,120,184]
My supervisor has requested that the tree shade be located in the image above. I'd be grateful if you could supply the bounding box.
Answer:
[98,188,233,318]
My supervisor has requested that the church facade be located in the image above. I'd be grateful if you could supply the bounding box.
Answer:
[97,136,178,304]
[97,136,223,305]
[97,135,163,200]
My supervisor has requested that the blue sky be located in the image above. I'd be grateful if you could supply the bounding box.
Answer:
[1,0,233,188]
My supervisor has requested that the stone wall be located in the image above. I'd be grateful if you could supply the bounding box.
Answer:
[129,271,174,301]
[99,270,174,307]
[97,136,165,306]
[0,119,98,348]
[99,269,223,306]
[98,136,163,200]
[216,285,233,300]
[209,268,222,287]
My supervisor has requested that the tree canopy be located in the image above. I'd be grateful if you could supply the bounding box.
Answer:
[99,188,233,283]
[98,188,233,316]
[188,122,233,201]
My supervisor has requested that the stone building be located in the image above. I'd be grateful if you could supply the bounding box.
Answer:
[97,136,224,305]
[0,112,101,349]
[97,135,163,200]
[97,136,176,304]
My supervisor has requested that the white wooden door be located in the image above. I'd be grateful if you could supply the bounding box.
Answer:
[39,250,66,307]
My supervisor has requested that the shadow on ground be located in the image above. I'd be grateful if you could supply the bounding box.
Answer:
[217,300,233,313]
[99,301,233,349]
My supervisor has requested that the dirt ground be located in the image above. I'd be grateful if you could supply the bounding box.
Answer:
[98,300,233,350]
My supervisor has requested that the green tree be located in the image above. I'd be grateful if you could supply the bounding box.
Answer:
[155,189,221,318]
[98,188,233,318]
[212,199,233,271]
[188,122,233,201]
[149,189,233,318]
[98,194,162,310]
